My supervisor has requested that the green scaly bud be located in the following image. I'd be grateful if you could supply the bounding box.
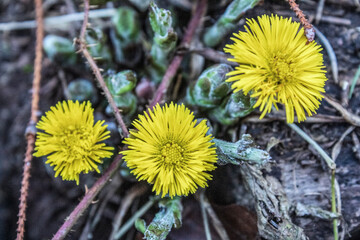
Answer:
[187,64,232,108]
[148,2,177,83]
[203,0,260,47]
[105,70,137,96]
[105,92,137,117]
[43,35,77,66]
[67,79,97,103]
[209,90,256,125]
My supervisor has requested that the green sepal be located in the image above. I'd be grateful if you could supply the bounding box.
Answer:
[187,64,233,108]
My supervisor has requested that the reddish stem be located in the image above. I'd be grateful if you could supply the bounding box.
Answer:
[287,0,315,43]
[16,0,44,239]
[77,0,129,137]
[149,0,208,109]
[52,154,123,240]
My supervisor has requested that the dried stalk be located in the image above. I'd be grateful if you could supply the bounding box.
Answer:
[16,0,44,239]
[324,94,360,127]
[287,0,315,43]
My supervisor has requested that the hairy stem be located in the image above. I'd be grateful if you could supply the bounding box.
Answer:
[52,155,124,240]
[16,0,44,239]
[77,0,129,137]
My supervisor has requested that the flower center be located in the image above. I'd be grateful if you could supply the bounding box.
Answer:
[267,54,295,85]
[160,142,184,166]
[59,126,91,160]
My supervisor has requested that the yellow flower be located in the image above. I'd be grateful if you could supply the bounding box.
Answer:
[224,14,327,123]
[34,100,114,184]
[121,102,217,198]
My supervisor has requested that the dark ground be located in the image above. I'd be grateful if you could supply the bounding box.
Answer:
[1,0,360,239]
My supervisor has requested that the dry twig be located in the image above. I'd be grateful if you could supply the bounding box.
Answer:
[324,94,360,127]
[76,0,129,137]
[287,0,315,43]
[16,0,44,239]
[109,184,149,240]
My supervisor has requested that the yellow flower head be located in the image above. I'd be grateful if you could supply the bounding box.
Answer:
[121,102,217,198]
[224,14,327,123]
[34,100,114,184]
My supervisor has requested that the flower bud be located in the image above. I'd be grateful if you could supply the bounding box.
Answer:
[148,2,177,83]
[68,79,97,103]
[187,64,232,108]
[105,70,137,96]
[43,35,76,66]
[105,92,137,117]
[209,90,256,125]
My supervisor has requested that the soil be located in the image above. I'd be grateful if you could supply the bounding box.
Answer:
[1,0,360,240]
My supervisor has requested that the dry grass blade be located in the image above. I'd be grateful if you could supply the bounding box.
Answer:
[315,0,326,24]
[199,191,230,240]
[0,8,116,31]
[109,184,149,240]
[331,126,355,161]
[324,94,360,126]
[287,123,335,169]
[199,190,212,240]
[187,48,237,66]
